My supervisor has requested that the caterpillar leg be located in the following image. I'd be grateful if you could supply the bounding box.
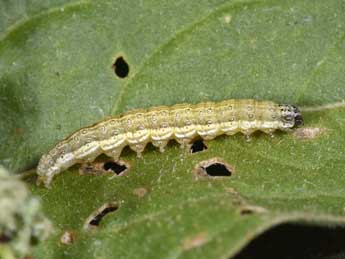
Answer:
[129,143,147,158]
[245,134,251,142]
[36,175,50,188]
[105,148,122,162]
[152,140,169,153]
[242,129,256,142]
[261,128,276,137]
[175,138,193,150]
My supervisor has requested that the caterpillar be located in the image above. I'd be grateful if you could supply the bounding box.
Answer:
[37,99,303,187]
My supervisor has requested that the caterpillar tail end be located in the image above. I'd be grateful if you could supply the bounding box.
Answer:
[36,175,52,189]
[36,153,57,188]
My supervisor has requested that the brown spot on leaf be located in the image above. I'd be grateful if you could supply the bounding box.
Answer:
[60,231,75,245]
[293,127,327,140]
[15,127,24,136]
[133,187,148,198]
[182,232,208,251]
[239,205,267,215]
[224,187,238,194]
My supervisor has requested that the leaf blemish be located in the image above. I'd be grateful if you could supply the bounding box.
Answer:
[182,232,208,251]
[224,187,238,194]
[84,202,118,229]
[133,187,148,198]
[60,231,75,245]
[193,158,234,177]
[293,127,328,140]
[15,127,24,136]
[239,205,267,216]
[224,15,232,24]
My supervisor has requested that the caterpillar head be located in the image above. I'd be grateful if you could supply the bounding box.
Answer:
[279,104,304,129]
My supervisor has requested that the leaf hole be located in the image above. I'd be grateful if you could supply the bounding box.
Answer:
[193,158,234,177]
[190,140,207,153]
[79,159,130,176]
[103,161,127,175]
[205,163,231,176]
[84,202,118,229]
[112,56,129,78]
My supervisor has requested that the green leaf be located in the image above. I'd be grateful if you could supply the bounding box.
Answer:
[1,0,345,258]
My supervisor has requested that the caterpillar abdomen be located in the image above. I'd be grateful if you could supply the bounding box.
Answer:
[37,99,303,187]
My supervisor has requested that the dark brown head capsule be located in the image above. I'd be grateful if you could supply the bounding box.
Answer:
[279,104,304,129]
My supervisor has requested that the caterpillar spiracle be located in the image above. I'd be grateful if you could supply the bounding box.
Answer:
[37,99,303,187]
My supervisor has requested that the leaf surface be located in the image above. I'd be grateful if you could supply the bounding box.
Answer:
[1,0,345,258]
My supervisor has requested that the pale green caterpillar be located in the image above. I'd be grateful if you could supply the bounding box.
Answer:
[37,99,303,187]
